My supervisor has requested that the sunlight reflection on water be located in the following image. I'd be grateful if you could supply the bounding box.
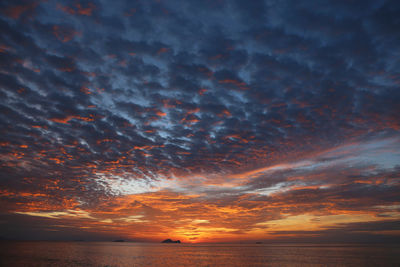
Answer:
[1,242,400,267]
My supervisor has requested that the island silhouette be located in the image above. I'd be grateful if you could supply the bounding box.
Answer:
[161,239,181,243]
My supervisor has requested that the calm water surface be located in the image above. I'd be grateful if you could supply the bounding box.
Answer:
[0,242,399,267]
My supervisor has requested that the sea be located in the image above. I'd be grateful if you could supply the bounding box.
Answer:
[0,241,399,266]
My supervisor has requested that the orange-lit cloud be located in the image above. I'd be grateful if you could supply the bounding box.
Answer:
[53,25,81,42]
[1,2,38,19]
[1,0,400,244]
[57,2,96,16]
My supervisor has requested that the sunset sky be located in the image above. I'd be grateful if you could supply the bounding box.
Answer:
[0,0,399,243]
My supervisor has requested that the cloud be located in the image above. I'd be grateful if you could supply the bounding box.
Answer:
[0,0,399,242]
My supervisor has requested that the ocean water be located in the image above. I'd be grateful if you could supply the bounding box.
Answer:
[0,242,399,267]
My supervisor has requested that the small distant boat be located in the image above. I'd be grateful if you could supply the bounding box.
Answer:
[161,239,181,243]
[113,240,125,242]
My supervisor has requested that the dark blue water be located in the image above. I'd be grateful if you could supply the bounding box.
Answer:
[1,241,399,266]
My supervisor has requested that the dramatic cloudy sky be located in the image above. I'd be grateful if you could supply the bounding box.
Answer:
[0,0,399,243]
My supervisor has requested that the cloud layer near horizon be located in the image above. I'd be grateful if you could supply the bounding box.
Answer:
[0,0,399,242]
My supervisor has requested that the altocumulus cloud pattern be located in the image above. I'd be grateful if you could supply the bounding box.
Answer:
[0,0,399,242]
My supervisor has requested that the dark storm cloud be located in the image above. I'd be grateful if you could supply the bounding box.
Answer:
[0,0,399,241]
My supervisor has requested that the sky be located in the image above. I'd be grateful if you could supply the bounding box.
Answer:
[0,0,399,243]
